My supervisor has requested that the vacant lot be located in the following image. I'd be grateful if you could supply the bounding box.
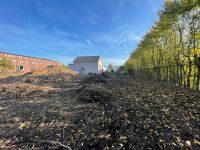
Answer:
[0,74,199,149]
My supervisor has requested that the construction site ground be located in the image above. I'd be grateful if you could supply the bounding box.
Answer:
[0,74,199,149]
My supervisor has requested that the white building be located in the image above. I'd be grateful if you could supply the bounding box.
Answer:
[68,56,104,75]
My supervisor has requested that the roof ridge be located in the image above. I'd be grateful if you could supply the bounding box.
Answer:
[74,56,101,63]
[0,51,59,62]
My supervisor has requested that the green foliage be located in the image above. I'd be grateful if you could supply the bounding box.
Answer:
[0,58,14,70]
[125,0,200,90]
[124,59,137,71]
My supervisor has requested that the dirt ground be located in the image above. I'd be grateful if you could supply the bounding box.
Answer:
[0,74,199,149]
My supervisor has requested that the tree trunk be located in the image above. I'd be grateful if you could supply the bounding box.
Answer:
[187,60,192,88]
[196,66,200,90]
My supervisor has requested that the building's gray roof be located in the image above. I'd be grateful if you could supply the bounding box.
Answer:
[74,56,101,63]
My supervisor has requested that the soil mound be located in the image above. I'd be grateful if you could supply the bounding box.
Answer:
[77,84,113,103]
[84,74,110,84]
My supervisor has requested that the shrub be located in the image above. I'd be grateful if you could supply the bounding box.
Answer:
[0,58,14,71]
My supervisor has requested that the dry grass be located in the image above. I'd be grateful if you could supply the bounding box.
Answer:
[29,65,77,76]
[0,65,77,79]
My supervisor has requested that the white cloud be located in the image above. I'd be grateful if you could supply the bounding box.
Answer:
[98,25,142,48]
[0,23,90,50]
[0,23,139,66]
[112,0,125,25]
[147,0,163,12]
[85,39,94,46]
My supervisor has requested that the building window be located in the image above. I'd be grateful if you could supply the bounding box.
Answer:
[17,65,24,71]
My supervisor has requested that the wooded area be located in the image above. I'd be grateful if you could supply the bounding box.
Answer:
[125,0,200,90]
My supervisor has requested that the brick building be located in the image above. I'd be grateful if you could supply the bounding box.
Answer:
[0,52,61,73]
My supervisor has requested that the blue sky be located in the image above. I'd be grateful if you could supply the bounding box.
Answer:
[0,0,164,66]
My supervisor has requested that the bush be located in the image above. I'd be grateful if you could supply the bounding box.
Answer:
[0,58,14,71]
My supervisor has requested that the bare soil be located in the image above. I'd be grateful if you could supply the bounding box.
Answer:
[0,74,199,149]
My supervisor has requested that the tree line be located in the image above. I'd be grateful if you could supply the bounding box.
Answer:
[125,0,200,90]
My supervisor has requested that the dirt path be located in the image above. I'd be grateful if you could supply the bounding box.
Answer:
[0,74,199,149]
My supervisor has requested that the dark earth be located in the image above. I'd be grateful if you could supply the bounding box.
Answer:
[0,73,200,149]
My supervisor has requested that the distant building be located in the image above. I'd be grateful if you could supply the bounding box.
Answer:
[68,56,104,75]
[0,52,61,73]
[107,64,114,73]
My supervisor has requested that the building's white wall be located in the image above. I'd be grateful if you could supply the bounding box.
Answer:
[68,57,105,75]
[69,61,102,75]
[98,58,103,73]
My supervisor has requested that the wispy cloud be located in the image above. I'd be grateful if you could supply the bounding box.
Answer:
[112,0,124,25]
[66,0,102,26]
[147,0,163,12]
[0,22,141,66]
[85,39,94,46]
[0,23,94,58]
[98,24,142,49]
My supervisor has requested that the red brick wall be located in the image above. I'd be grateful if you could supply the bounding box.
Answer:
[0,52,61,73]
